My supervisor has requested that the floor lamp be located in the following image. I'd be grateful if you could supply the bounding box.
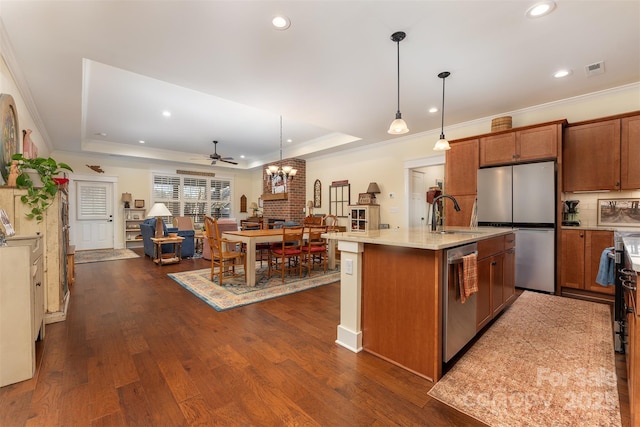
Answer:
[147,203,172,238]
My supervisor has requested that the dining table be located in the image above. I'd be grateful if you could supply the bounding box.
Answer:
[222,228,335,287]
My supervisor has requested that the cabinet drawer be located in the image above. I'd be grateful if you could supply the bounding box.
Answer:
[478,236,505,259]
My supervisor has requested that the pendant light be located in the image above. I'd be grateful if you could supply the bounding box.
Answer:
[387,31,409,135]
[265,116,297,193]
[433,71,451,151]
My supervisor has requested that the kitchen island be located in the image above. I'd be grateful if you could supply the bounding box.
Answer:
[323,226,514,382]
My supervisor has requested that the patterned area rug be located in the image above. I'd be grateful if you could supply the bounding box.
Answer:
[428,291,621,427]
[75,248,140,264]
[168,266,340,311]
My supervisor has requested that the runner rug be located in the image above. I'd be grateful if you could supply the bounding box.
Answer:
[428,291,621,427]
[168,266,340,311]
[75,248,140,264]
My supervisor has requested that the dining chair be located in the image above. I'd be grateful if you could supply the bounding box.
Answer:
[241,221,269,267]
[204,216,246,285]
[268,226,304,282]
[302,226,328,276]
[303,216,323,226]
[324,214,339,231]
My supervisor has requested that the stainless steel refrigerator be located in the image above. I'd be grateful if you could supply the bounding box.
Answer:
[477,161,556,293]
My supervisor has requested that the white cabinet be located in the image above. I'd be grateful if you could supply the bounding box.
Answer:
[348,205,380,234]
[124,208,146,248]
[1,235,44,386]
[0,188,69,318]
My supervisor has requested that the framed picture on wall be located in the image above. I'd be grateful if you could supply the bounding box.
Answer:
[597,198,640,227]
[134,199,145,208]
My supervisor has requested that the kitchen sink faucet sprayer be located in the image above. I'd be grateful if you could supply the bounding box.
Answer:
[431,194,461,232]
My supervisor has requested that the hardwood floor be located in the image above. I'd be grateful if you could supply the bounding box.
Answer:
[0,251,630,426]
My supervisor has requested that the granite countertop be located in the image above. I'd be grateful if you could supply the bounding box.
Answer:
[623,237,640,272]
[322,226,514,250]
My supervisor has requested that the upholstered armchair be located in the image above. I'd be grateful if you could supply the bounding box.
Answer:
[139,218,195,259]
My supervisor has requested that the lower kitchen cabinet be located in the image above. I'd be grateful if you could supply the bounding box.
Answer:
[560,229,614,296]
[476,233,516,331]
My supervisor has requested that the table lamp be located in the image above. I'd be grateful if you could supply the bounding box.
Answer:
[366,182,381,204]
[147,202,172,238]
[307,200,313,215]
[122,192,132,208]
[249,202,259,215]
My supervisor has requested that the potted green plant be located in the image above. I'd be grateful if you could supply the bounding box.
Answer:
[10,153,73,222]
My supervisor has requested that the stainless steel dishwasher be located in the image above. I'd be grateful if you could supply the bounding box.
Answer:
[442,242,478,363]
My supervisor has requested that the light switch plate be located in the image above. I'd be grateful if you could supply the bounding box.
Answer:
[345,259,353,275]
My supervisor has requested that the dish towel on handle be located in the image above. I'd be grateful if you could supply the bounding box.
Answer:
[458,253,478,304]
[595,247,615,286]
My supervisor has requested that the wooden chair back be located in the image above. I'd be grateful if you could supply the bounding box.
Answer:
[268,226,304,282]
[204,216,245,284]
[324,214,339,231]
[303,216,323,226]
[303,226,328,275]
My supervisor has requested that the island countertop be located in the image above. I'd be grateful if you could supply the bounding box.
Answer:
[323,226,514,250]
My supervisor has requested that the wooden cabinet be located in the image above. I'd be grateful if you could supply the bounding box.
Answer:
[1,235,44,386]
[563,113,640,192]
[444,139,479,227]
[348,205,379,233]
[444,195,477,227]
[479,123,560,167]
[124,208,146,248]
[445,138,479,195]
[0,188,69,319]
[563,119,621,191]
[476,233,516,331]
[621,114,640,189]
[560,229,614,295]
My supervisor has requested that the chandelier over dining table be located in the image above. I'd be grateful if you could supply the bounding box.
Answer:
[265,115,297,193]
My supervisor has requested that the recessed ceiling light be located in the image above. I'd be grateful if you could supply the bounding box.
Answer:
[162,111,171,117]
[429,107,439,113]
[526,1,556,18]
[240,155,245,159]
[553,69,572,78]
[139,140,145,144]
[272,16,291,30]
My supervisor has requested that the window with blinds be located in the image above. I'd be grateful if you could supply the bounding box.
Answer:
[152,174,232,225]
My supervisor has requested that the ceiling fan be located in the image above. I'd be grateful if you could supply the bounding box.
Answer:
[208,141,237,165]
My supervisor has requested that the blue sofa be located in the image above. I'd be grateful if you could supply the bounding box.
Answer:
[140,218,195,259]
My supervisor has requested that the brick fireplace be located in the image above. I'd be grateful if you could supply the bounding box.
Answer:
[261,158,306,224]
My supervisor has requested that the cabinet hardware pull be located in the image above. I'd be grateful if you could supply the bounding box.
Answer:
[626,305,635,314]
[35,282,42,287]
[491,261,497,266]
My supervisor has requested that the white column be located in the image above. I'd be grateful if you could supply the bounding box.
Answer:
[335,240,364,352]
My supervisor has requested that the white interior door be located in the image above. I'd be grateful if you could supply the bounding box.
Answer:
[74,181,114,250]
[409,170,426,228]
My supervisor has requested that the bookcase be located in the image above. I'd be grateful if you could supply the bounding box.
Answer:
[348,205,380,233]
[124,208,146,248]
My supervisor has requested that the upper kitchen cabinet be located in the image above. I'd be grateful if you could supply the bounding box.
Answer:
[479,121,563,167]
[563,119,621,191]
[621,114,640,189]
[445,138,479,195]
[563,112,640,192]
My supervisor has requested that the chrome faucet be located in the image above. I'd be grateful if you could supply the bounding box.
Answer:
[431,194,461,232]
